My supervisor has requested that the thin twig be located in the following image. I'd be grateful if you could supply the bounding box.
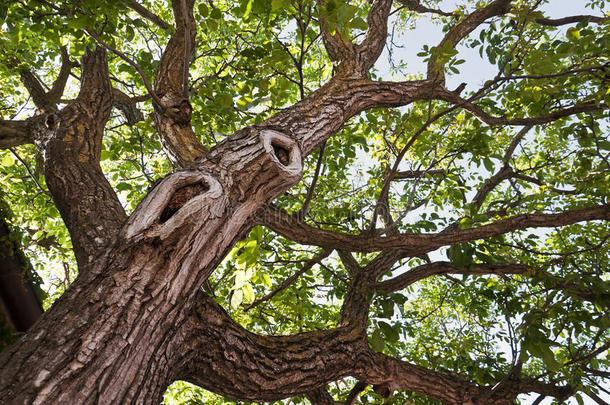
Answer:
[85,29,164,109]
[8,148,51,197]
[245,249,332,311]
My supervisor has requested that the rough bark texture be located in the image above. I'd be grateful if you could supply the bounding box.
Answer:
[262,204,610,254]
[153,0,207,168]
[40,49,127,270]
[0,216,43,332]
[0,120,31,149]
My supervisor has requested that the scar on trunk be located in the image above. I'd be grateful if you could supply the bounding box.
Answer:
[160,181,210,223]
[259,129,303,177]
[272,141,290,165]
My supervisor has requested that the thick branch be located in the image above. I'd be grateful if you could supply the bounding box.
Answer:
[318,0,355,63]
[19,47,77,112]
[177,291,367,402]
[42,48,127,269]
[125,0,171,30]
[345,381,368,404]
[112,88,146,126]
[396,0,455,17]
[0,213,44,332]
[376,261,529,293]
[365,352,572,404]
[86,29,163,108]
[0,120,32,149]
[264,77,437,156]
[306,387,337,405]
[19,71,50,111]
[356,0,393,72]
[178,292,568,404]
[535,15,607,26]
[427,0,511,80]
[47,47,78,106]
[153,0,207,168]
[261,204,610,254]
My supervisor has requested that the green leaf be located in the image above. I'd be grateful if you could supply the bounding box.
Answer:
[69,15,93,30]
[230,289,243,309]
[271,0,286,11]
[1,153,15,167]
[447,244,474,269]
[243,0,252,18]
[566,27,581,42]
[116,182,131,191]
[198,3,209,17]
[262,273,272,287]
[370,329,385,352]
[125,25,135,42]
[210,7,222,20]
[100,150,112,161]
[243,282,254,302]
[217,93,233,108]
[538,345,561,372]
[234,269,246,289]
[350,17,368,31]
[378,321,399,342]
[483,157,494,172]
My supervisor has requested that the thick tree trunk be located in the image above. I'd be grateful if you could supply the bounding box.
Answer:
[0,123,305,403]
[0,216,43,333]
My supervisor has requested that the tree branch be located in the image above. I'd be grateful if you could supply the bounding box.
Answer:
[298,141,326,217]
[261,204,610,254]
[317,0,355,63]
[535,15,607,26]
[345,381,368,404]
[436,88,610,126]
[46,46,79,106]
[427,0,512,80]
[85,28,164,108]
[376,261,529,293]
[356,0,393,72]
[365,351,572,403]
[393,168,445,179]
[245,249,332,311]
[18,70,50,111]
[177,291,366,402]
[112,88,146,126]
[124,0,171,30]
[396,0,455,17]
[0,120,32,149]
[18,47,82,112]
[306,386,337,405]
[42,47,127,270]
[178,291,554,404]
[152,0,207,168]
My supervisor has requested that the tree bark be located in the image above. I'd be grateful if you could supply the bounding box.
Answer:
[0,214,43,332]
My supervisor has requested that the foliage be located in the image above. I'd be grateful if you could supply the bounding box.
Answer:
[0,0,609,403]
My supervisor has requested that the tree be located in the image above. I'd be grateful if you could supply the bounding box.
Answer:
[0,0,608,403]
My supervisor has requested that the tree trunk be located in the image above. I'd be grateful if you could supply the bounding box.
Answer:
[0,214,43,333]
[0,121,308,403]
